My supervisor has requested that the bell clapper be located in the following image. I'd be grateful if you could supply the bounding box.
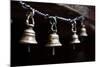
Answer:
[73,44,76,50]
[28,45,31,53]
[52,47,55,56]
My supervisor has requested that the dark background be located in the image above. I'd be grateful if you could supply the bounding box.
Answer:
[11,1,95,66]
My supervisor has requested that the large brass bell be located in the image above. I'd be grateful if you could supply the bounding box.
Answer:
[80,25,88,36]
[71,32,80,44]
[46,32,62,47]
[20,25,37,44]
[20,12,37,44]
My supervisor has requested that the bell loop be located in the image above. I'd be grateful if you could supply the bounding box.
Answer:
[49,16,57,33]
[26,12,35,27]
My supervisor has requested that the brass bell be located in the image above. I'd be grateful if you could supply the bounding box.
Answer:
[80,25,88,36]
[20,25,37,44]
[46,33,62,47]
[71,32,80,44]
[71,21,80,44]
[20,11,37,44]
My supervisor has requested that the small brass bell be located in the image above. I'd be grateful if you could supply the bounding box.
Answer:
[80,25,88,36]
[20,25,37,44]
[71,21,80,44]
[71,32,80,44]
[46,33,62,47]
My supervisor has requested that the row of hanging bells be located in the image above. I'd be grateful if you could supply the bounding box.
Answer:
[20,10,88,45]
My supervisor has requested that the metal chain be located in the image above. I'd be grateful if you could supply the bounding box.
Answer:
[19,1,85,23]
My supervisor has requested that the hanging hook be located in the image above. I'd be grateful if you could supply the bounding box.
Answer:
[71,20,77,33]
[26,9,36,27]
[49,16,57,33]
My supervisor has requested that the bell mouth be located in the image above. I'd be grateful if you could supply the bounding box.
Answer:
[80,32,88,36]
[20,40,38,44]
[70,39,80,44]
[46,43,62,47]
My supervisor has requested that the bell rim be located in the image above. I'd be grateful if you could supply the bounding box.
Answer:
[45,43,62,47]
